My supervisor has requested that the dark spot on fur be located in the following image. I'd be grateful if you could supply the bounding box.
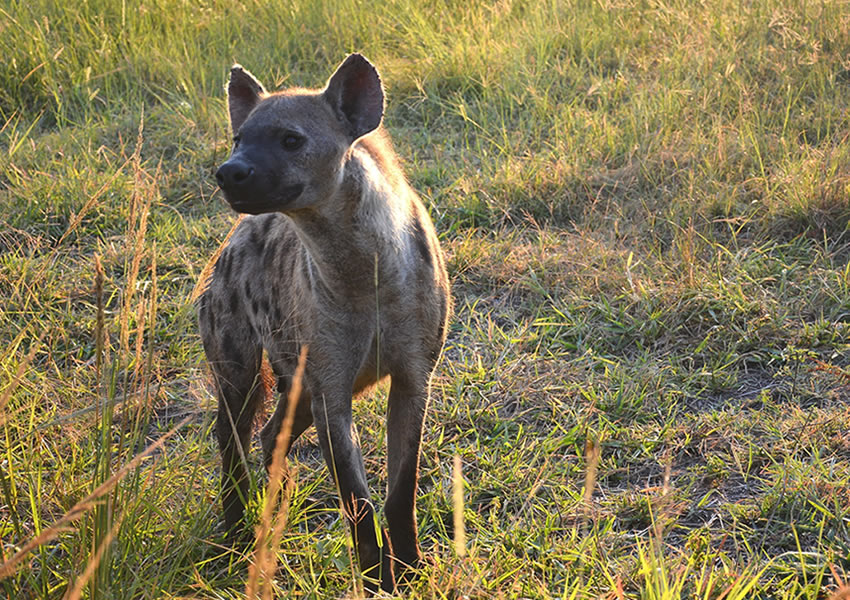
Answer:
[244,279,253,300]
[252,299,260,315]
[198,298,209,324]
[218,250,233,281]
[273,305,282,324]
[411,218,432,267]
[261,215,274,238]
[250,224,265,255]
[201,304,217,337]
[222,331,243,367]
[262,238,277,266]
[260,298,270,315]
[229,291,240,313]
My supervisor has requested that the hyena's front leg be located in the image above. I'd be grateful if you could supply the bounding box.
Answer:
[384,367,431,582]
[309,371,394,593]
[200,304,265,535]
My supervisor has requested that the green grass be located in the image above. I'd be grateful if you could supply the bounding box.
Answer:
[2,0,850,597]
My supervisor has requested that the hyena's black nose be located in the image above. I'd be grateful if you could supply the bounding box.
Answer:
[216,161,254,189]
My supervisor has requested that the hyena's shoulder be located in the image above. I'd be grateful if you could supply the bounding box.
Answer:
[216,214,301,283]
[205,214,303,330]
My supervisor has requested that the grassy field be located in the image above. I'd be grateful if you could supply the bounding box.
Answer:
[2,0,850,597]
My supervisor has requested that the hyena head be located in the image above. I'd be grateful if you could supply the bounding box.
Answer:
[215,54,385,214]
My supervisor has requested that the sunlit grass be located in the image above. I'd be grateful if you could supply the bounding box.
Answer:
[1,0,849,597]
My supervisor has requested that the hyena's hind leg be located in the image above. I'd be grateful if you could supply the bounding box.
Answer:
[260,361,314,468]
[199,300,265,534]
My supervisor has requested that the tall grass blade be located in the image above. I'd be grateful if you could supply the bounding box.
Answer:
[246,345,307,599]
[452,453,466,558]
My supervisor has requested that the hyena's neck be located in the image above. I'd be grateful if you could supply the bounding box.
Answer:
[287,147,413,301]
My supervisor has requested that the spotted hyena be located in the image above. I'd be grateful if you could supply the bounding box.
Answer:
[197,54,450,593]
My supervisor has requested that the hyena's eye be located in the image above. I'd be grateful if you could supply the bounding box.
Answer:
[282,133,304,151]
[232,135,241,147]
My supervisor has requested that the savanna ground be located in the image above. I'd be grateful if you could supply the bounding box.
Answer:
[1,0,850,598]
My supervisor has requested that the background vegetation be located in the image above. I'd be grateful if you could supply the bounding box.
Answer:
[1,0,849,597]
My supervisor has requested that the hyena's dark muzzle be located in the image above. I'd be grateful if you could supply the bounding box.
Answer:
[215,158,254,190]
[215,157,263,213]
[215,156,303,215]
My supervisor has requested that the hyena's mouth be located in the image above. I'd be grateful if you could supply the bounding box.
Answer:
[225,184,304,214]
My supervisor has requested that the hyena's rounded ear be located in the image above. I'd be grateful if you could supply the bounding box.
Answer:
[323,54,385,141]
[227,65,266,134]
